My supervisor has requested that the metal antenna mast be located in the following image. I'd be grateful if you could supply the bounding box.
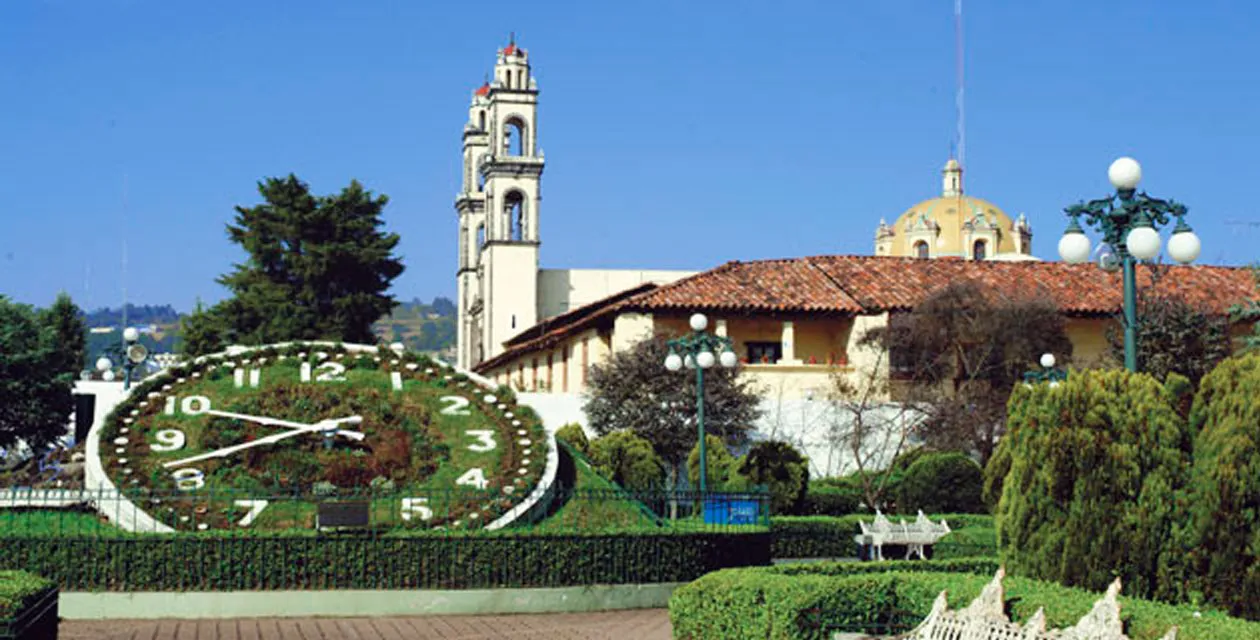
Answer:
[954,0,966,170]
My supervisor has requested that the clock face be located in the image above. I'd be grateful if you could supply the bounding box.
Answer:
[96,343,548,532]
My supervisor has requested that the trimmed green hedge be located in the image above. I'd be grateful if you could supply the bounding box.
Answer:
[0,530,770,591]
[0,572,52,618]
[0,571,57,640]
[770,514,994,559]
[670,561,1259,639]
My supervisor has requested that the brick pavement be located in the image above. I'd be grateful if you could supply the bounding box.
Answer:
[59,608,673,640]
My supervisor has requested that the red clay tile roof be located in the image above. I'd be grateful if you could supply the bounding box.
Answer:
[474,82,490,96]
[474,255,1259,373]
[475,283,658,373]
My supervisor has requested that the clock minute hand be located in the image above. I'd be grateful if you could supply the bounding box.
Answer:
[162,416,363,469]
[205,410,365,440]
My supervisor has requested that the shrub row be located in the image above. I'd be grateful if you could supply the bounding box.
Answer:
[0,531,770,591]
[770,514,994,559]
[669,561,1259,640]
[0,571,57,640]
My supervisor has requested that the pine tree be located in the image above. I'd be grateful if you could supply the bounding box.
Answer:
[214,175,404,346]
[39,292,86,376]
[991,368,1193,603]
[178,298,226,357]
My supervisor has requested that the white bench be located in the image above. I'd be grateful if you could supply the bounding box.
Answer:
[899,568,1177,640]
[854,510,951,561]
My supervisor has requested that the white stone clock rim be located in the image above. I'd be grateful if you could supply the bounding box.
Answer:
[92,341,557,533]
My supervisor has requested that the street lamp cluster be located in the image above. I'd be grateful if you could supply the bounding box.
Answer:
[1024,353,1068,387]
[88,327,150,390]
[663,313,738,494]
[1058,157,1202,371]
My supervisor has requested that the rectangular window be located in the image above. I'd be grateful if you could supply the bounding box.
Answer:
[561,346,569,392]
[581,339,589,385]
[746,341,782,364]
[887,313,916,379]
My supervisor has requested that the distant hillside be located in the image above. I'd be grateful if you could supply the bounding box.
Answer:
[78,297,458,363]
[373,296,457,358]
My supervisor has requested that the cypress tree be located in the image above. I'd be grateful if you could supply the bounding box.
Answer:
[992,368,1193,602]
[1186,351,1260,619]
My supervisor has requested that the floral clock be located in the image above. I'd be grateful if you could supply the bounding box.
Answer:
[95,342,551,532]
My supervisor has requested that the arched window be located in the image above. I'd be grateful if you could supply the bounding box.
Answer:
[914,241,929,259]
[505,192,525,241]
[973,240,987,261]
[476,223,486,255]
[504,118,526,156]
[478,111,486,131]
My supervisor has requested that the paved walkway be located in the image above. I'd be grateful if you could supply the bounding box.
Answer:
[60,609,673,640]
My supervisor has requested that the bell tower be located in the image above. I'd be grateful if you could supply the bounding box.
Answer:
[456,37,545,370]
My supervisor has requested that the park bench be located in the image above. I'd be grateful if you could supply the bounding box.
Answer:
[854,510,951,561]
[898,568,1177,640]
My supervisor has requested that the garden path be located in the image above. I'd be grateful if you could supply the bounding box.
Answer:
[59,609,673,639]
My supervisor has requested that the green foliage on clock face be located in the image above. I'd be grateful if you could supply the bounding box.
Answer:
[99,343,547,532]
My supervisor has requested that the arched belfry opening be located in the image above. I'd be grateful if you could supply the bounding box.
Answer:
[504,191,526,241]
[504,117,527,156]
[973,239,987,260]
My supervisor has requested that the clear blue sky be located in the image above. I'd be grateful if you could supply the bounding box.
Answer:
[3,0,1258,313]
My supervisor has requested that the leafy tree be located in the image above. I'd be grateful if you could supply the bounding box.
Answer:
[0,297,75,454]
[990,368,1193,603]
[1107,288,1230,387]
[39,292,86,375]
[583,334,762,488]
[1185,351,1260,620]
[895,452,984,514]
[866,280,1072,464]
[214,175,404,346]
[736,440,810,515]
[587,431,666,492]
[178,298,228,357]
[555,422,590,456]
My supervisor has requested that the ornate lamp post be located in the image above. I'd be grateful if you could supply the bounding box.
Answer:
[1058,157,1202,372]
[1023,353,1068,387]
[121,327,149,391]
[663,313,738,495]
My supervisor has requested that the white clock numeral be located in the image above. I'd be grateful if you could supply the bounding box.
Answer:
[150,429,187,452]
[233,368,261,388]
[302,361,347,383]
[400,497,433,521]
[391,371,403,391]
[234,499,268,526]
[440,396,471,416]
[455,468,489,490]
[464,430,497,452]
[166,396,212,415]
[172,468,205,491]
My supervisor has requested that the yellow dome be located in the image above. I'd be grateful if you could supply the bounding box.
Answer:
[874,160,1032,259]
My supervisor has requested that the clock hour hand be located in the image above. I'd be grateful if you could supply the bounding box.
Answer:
[163,415,364,469]
[205,410,365,440]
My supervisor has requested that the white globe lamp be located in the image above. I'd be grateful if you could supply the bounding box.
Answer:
[1125,225,1162,261]
[696,350,716,369]
[122,327,140,343]
[665,352,683,372]
[95,357,112,373]
[1108,157,1142,191]
[1040,353,1056,369]
[719,349,738,368]
[684,354,696,369]
[1058,231,1091,264]
[1167,230,1201,264]
[689,313,708,332]
[102,370,116,382]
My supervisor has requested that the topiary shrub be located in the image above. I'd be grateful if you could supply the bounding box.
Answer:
[687,434,739,490]
[896,452,985,514]
[991,368,1193,603]
[1186,351,1260,620]
[800,479,863,516]
[555,422,590,455]
[736,440,810,515]
[587,430,667,491]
